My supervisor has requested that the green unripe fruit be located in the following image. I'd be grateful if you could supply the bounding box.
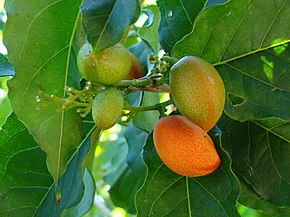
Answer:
[92,88,124,130]
[77,43,132,84]
[170,56,225,132]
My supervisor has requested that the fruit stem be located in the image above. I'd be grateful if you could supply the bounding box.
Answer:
[123,98,174,123]
[117,76,170,93]
[124,98,174,113]
[160,56,179,65]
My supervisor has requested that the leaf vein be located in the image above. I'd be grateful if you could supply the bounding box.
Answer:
[259,0,287,48]
[191,179,229,216]
[21,45,69,109]
[95,0,118,49]
[19,0,65,60]
[224,62,290,92]
[149,176,183,216]
[219,1,253,62]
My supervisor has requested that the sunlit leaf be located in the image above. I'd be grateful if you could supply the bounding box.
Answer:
[4,0,84,182]
[138,5,160,54]
[218,44,290,121]
[173,0,290,64]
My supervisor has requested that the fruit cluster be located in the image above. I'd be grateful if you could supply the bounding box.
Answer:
[153,56,225,177]
[37,41,225,178]
[77,42,146,130]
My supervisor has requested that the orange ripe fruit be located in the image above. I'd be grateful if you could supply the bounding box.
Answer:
[153,115,221,177]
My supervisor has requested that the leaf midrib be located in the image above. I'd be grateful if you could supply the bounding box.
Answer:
[55,8,81,183]
[95,0,118,49]
[213,40,290,67]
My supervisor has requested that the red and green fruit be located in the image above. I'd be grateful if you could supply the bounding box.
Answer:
[77,43,132,84]
[170,56,225,132]
[124,52,146,80]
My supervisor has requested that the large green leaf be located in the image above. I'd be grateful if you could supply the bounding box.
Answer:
[81,0,140,52]
[218,44,290,121]
[239,181,290,216]
[171,0,290,122]
[4,0,83,182]
[0,114,95,217]
[0,96,12,128]
[218,115,290,211]
[35,133,94,217]
[0,114,52,217]
[136,134,240,217]
[94,138,128,183]
[157,0,206,53]
[173,0,290,64]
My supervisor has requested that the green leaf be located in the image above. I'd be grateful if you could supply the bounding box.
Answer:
[170,1,290,122]
[256,117,290,141]
[0,54,15,77]
[172,0,290,64]
[0,96,12,128]
[94,138,128,183]
[0,114,95,217]
[99,136,144,214]
[136,134,240,217]
[81,0,140,52]
[157,0,205,53]
[0,77,12,128]
[4,0,84,182]
[124,123,147,178]
[218,115,290,209]
[95,128,147,214]
[64,169,95,217]
[110,165,145,214]
[138,5,160,54]
[36,130,94,217]
[239,181,290,216]
[133,92,160,133]
[0,114,53,217]
[107,124,149,214]
[125,91,143,110]
[205,0,228,7]
[218,44,290,121]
